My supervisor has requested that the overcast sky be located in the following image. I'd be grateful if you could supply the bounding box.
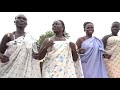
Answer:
[0,12,120,42]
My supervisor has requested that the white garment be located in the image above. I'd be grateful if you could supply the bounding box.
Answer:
[0,33,41,78]
[42,39,84,78]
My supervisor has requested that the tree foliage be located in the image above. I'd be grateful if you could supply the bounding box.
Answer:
[37,31,54,48]
[37,30,70,48]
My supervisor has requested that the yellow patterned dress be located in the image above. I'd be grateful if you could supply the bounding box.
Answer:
[104,36,120,78]
[42,40,84,78]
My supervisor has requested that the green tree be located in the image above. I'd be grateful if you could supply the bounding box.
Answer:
[37,31,54,48]
[37,30,70,48]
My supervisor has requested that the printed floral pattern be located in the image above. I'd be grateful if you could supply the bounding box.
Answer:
[42,40,84,78]
[105,36,120,78]
[0,33,41,78]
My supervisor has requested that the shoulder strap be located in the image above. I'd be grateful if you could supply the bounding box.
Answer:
[7,33,10,37]
[106,34,112,40]
[6,33,11,41]
[6,32,16,41]
[108,34,112,37]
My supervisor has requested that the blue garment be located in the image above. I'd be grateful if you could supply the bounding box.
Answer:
[80,37,108,78]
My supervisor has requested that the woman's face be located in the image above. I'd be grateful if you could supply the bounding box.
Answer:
[15,14,27,28]
[52,20,63,34]
[111,23,120,35]
[84,23,94,35]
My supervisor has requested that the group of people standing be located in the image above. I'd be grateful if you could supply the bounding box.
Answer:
[0,14,120,78]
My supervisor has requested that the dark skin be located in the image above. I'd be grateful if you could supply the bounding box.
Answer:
[33,20,78,62]
[102,22,120,59]
[0,14,27,63]
[76,23,94,54]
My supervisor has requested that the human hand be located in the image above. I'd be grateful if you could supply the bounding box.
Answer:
[77,48,85,54]
[69,42,76,50]
[103,53,111,59]
[45,40,54,49]
[32,50,40,59]
[0,54,9,63]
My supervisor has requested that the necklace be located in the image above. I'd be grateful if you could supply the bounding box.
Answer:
[14,31,26,38]
[54,35,65,40]
[13,32,26,45]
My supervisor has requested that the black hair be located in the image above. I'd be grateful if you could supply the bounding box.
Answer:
[83,22,93,31]
[113,21,120,24]
[58,20,65,37]
[112,21,120,26]
[111,21,120,29]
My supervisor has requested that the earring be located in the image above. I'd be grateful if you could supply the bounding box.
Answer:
[14,21,15,23]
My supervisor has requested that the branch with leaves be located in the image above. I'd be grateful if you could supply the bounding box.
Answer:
[37,30,70,48]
